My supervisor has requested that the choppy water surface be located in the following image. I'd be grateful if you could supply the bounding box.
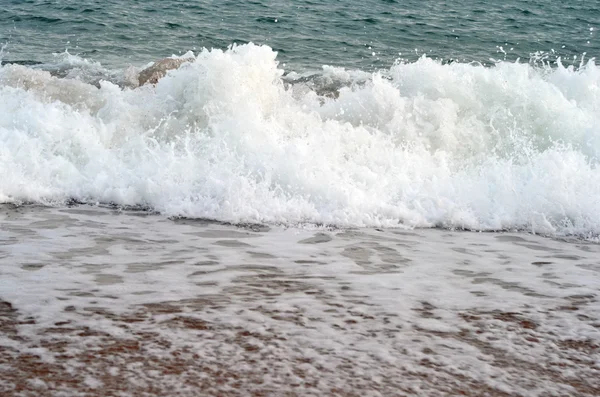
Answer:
[1,2,600,395]
[1,0,598,69]
[1,42,600,238]
[1,0,599,237]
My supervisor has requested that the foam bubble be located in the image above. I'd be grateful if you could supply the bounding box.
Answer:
[1,44,599,237]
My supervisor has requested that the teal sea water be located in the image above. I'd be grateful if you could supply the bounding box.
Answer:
[1,0,600,238]
[2,4,600,395]
[2,0,598,69]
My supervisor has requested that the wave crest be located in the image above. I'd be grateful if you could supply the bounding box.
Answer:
[1,44,599,237]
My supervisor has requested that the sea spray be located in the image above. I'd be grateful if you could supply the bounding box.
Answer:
[0,44,599,237]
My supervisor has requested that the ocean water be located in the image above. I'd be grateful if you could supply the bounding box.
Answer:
[1,1,600,396]
[0,0,599,237]
[1,0,599,69]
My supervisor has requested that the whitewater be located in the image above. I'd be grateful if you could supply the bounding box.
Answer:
[1,43,599,237]
[2,42,600,396]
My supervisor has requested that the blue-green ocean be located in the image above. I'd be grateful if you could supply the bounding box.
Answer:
[2,0,598,69]
[3,4,600,396]
[1,0,600,237]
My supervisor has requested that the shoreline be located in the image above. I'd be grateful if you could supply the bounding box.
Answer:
[1,206,599,396]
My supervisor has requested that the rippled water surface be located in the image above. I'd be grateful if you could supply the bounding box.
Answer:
[1,0,598,69]
[1,2,600,395]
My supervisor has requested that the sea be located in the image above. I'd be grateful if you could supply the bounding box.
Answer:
[1,1,599,396]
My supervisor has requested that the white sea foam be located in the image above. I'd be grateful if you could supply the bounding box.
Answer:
[1,207,599,395]
[1,44,599,236]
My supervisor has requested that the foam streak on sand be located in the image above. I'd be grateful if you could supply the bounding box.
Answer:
[0,44,599,237]
[0,206,599,396]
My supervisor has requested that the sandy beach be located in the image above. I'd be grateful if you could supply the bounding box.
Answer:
[1,205,599,396]
[2,1,600,395]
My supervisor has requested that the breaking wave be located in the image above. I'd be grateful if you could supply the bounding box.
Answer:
[1,44,599,237]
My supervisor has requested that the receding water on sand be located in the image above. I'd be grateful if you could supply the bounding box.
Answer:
[1,205,599,396]
[2,1,599,395]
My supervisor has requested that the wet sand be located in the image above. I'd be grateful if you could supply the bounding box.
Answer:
[1,205,599,396]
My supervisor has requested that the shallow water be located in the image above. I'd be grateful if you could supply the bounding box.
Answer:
[1,205,599,395]
[1,2,600,395]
